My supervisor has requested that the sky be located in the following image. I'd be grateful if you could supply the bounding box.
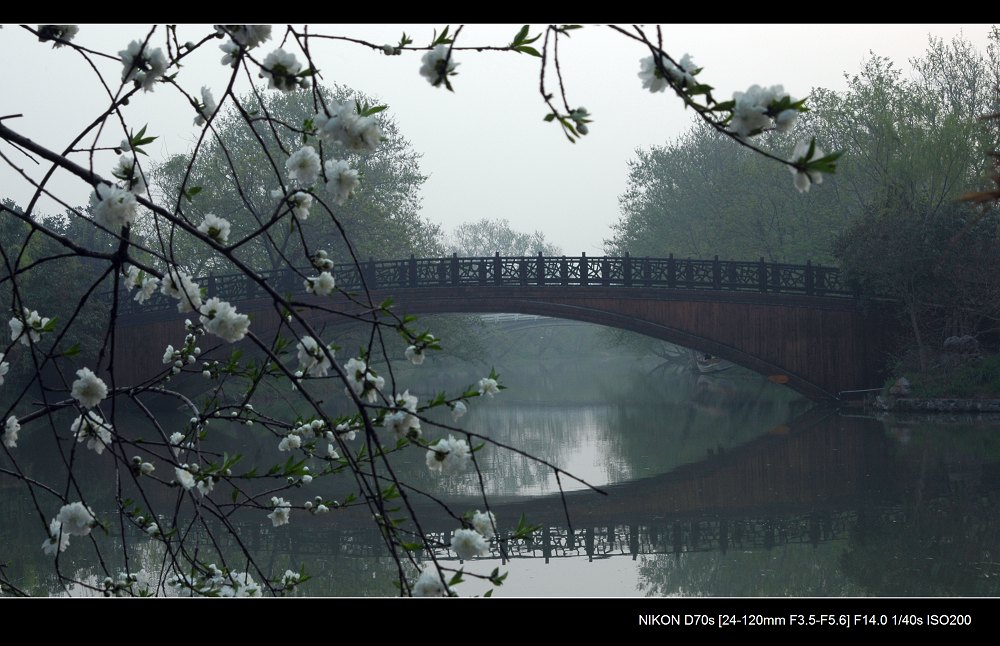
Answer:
[1,23,996,256]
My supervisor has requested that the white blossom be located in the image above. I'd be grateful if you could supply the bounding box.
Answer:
[139,462,155,475]
[0,352,9,386]
[55,502,97,536]
[42,519,70,555]
[193,86,218,126]
[71,411,113,455]
[197,213,231,244]
[219,40,240,67]
[477,377,500,398]
[126,266,159,304]
[304,272,336,296]
[10,308,49,346]
[214,25,271,50]
[323,159,359,205]
[425,435,472,475]
[175,466,196,490]
[71,367,108,409]
[119,40,167,92]
[788,138,825,193]
[267,497,291,527]
[412,567,449,597]
[160,267,202,313]
[296,336,332,378]
[451,400,468,422]
[404,345,425,365]
[419,44,458,88]
[286,146,322,188]
[278,434,302,452]
[638,52,697,93]
[196,477,214,497]
[451,528,489,560]
[162,345,175,365]
[199,297,250,343]
[472,510,497,539]
[385,391,421,440]
[90,183,138,231]
[259,48,306,92]
[38,25,78,48]
[314,103,382,154]
[111,155,146,194]
[3,416,20,449]
[344,357,384,403]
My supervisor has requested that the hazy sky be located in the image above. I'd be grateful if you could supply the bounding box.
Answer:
[1,24,996,256]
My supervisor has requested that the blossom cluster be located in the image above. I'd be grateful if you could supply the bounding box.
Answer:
[343,357,385,403]
[168,563,262,597]
[120,40,167,92]
[384,390,421,441]
[125,266,159,304]
[729,84,799,140]
[425,434,472,475]
[638,52,698,93]
[71,411,113,455]
[9,308,50,347]
[313,102,382,154]
[42,502,97,555]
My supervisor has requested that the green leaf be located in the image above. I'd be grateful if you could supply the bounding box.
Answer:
[484,588,493,597]
[514,45,541,58]
[512,25,530,45]
[62,342,81,357]
[183,186,203,202]
[448,570,464,586]
[543,113,556,122]
[231,490,239,503]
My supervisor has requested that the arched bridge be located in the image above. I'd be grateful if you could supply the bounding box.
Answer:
[112,255,893,400]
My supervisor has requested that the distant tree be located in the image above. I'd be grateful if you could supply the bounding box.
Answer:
[446,217,561,257]
[149,85,441,274]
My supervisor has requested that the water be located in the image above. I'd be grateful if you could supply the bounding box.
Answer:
[4,330,1000,597]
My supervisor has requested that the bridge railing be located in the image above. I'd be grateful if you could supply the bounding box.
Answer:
[111,254,857,316]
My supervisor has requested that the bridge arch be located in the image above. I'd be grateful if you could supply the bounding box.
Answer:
[110,256,891,400]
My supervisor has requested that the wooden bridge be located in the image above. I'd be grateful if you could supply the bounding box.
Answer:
[111,255,894,400]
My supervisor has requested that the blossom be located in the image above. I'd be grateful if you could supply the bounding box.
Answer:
[286,146,322,188]
[90,183,138,231]
[314,103,382,154]
[278,434,302,451]
[477,377,500,398]
[119,40,167,92]
[451,528,488,560]
[385,391,421,440]
[214,25,271,50]
[56,501,97,536]
[10,308,49,346]
[197,213,231,244]
[288,191,313,221]
[126,266,159,303]
[219,40,240,67]
[139,462,155,475]
[42,519,70,555]
[451,400,467,422]
[71,367,108,409]
[788,138,825,193]
[3,416,20,449]
[304,272,336,296]
[425,435,471,475]
[193,86,218,126]
[775,108,798,132]
[404,345,425,365]
[323,159,359,205]
[0,352,8,386]
[112,155,146,194]
[638,52,697,93]
[472,510,497,539]
[71,411,113,455]
[259,48,306,92]
[175,466,196,490]
[729,84,793,139]
[420,44,458,88]
[344,357,384,403]
[311,250,334,271]
[412,567,449,597]
[199,298,250,343]
[296,336,332,378]
[196,477,214,497]
[37,25,78,48]
[160,267,202,313]
[267,497,291,527]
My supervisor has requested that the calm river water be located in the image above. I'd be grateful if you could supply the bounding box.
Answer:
[4,333,1000,597]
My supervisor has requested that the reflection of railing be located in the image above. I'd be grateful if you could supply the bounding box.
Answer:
[110,255,857,317]
[221,510,858,562]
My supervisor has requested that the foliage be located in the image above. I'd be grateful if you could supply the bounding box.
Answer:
[609,34,1000,265]
[446,217,562,257]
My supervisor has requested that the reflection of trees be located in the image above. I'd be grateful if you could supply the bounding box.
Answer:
[638,543,860,596]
